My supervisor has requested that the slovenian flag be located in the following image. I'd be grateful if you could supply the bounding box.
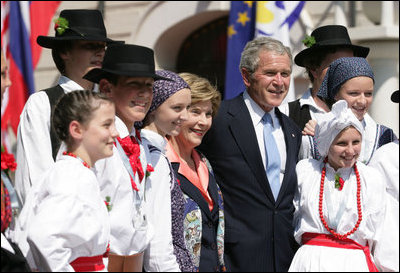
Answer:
[1,1,60,150]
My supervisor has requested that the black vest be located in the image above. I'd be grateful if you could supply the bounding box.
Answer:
[1,238,31,272]
[43,85,65,161]
[288,99,312,131]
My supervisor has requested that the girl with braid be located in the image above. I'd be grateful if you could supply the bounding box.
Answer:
[13,90,118,272]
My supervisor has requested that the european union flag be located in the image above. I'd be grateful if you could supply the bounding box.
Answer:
[224,1,256,100]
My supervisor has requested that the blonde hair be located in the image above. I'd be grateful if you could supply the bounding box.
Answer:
[178,72,221,117]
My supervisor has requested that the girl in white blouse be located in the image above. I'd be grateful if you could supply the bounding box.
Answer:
[14,90,118,272]
[290,100,396,272]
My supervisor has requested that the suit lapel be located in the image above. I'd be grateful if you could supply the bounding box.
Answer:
[176,169,213,219]
[207,173,220,218]
[228,98,275,204]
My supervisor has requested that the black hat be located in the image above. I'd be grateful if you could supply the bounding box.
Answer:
[391,90,399,103]
[37,9,122,48]
[295,25,370,67]
[83,43,169,82]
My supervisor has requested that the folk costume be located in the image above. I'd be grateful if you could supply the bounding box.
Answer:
[166,144,226,272]
[14,155,110,272]
[280,25,370,131]
[138,70,195,272]
[369,139,400,272]
[141,129,193,272]
[84,43,170,272]
[15,9,120,204]
[299,57,397,163]
[370,140,399,202]
[299,112,397,163]
[94,117,149,272]
[289,101,396,272]
[368,91,399,271]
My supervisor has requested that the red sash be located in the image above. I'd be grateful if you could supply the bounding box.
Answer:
[70,255,105,272]
[302,232,378,272]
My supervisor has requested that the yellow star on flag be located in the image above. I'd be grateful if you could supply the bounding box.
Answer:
[227,24,237,38]
[237,11,250,27]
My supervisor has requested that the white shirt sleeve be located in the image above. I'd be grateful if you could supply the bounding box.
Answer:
[143,150,180,272]
[26,161,109,272]
[15,92,54,204]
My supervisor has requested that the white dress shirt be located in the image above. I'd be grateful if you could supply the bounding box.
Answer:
[243,91,287,187]
[279,88,327,121]
[280,89,329,161]
[141,129,181,272]
[15,76,86,204]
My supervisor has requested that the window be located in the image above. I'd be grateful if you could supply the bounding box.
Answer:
[177,17,228,97]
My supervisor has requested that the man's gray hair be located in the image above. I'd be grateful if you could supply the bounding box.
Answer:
[239,36,293,76]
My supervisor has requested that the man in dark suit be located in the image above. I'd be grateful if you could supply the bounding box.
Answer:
[198,36,302,271]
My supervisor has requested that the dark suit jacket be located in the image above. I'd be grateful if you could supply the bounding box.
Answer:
[198,94,302,272]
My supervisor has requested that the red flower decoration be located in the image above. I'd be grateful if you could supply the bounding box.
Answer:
[1,151,17,172]
[146,164,154,178]
[338,177,345,191]
[104,196,112,212]
[334,173,345,191]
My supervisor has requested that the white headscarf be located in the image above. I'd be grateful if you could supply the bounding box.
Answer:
[315,100,363,159]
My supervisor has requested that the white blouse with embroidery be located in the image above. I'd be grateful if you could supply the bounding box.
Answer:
[289,158,396,272]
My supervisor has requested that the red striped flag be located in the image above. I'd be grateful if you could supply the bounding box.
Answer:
[1,1,60,149]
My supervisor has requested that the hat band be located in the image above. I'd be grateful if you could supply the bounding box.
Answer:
[56,26,106,38]
[105,62,155,73]
[316,38,352,46]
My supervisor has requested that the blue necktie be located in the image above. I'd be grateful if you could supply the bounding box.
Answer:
[262,113,281,200]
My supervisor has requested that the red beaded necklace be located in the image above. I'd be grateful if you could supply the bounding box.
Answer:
[1,182,12,232]
[63,152,91,169]
[319,158,362,240]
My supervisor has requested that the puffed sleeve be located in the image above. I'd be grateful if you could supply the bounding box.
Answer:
[360,165,398,272]
[26,164,109,272]
[15,92,54,204]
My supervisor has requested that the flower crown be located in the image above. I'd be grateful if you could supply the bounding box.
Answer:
[302,35,316,48]
[54,17,69,35]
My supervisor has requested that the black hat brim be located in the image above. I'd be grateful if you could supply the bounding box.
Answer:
[295,44,370,67]
[83,67,170,83]
[391,90,399,103]
[37,35,124,49]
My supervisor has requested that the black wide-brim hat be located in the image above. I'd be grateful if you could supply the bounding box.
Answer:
[37,9,123,48]
[83,44,169,82]
[391,90,399,103]
[295,25,370,67]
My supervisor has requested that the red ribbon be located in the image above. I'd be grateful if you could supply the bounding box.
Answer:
[70,255,105,272]
[302,232,378,272]
[117,135,144,183]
